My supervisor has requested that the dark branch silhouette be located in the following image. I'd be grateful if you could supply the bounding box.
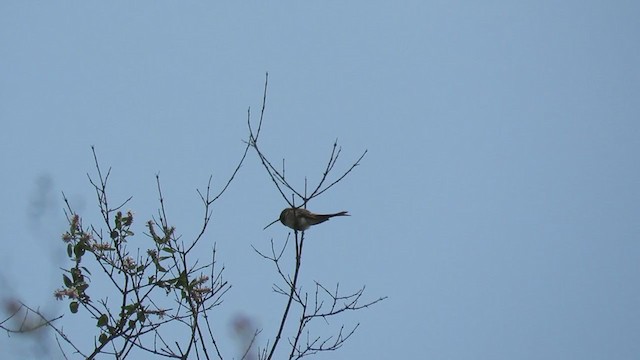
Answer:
[247,73,386,360]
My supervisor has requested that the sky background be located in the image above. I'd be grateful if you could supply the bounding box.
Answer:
[1,1,639,359]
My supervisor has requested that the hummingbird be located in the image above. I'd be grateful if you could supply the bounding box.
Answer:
[276,207,349,231]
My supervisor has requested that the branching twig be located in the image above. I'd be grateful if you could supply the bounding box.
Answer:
[248,73,384,360]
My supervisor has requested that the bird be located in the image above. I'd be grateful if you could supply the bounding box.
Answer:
[278,207,349,231]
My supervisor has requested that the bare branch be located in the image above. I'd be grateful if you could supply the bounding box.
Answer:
[248,74,384,360]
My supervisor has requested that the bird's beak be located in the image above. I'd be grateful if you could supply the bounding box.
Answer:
[263,218,280,230]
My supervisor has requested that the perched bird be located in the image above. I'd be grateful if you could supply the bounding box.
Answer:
[278,207,349,231]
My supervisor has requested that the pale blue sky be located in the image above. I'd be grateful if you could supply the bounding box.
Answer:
[1,1,639,359]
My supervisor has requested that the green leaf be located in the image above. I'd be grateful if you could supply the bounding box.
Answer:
[66,244,73,257]
[81,266,92,276]
[137,311,146,323]
[70,301,79,314]
[128,319,136,329]
[177,271,188,287]
[99,333,108,344]
[77,282,89,292]
[73,242,86,258]
[63,274,72,287]
[97,314,108,327]
[123,304,137,315]
[161,247,175,254]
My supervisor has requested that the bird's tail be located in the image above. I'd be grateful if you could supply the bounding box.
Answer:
[328,211,349,217]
